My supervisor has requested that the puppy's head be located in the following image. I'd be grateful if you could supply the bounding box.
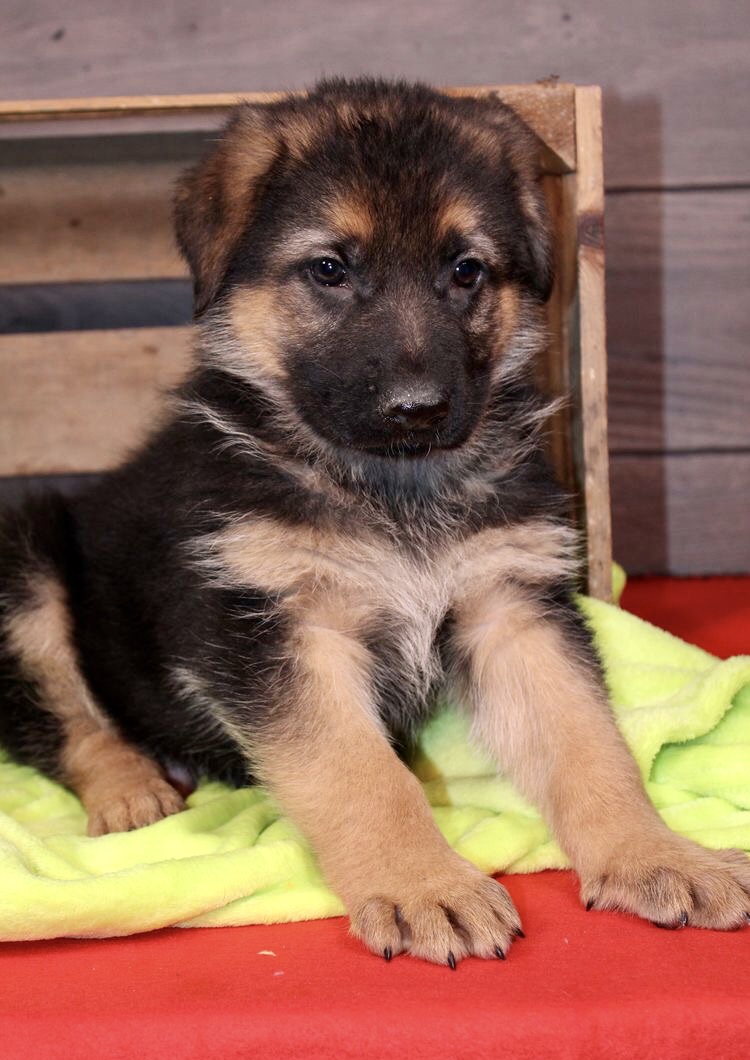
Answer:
[175,79,552,460]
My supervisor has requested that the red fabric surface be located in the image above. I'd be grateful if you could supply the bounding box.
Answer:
[621,575,749,659]
[1,577,749,1060]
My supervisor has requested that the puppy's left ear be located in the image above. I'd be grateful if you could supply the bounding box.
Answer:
[451,94,554,303]
[488,102,554,303]
[515,176,554,303]
[174,105,280,316]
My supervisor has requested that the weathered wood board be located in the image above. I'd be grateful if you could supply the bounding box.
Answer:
[2,0,748,186]
[0,328,192,475]
[606,188,750,454]
[611,452,750,575]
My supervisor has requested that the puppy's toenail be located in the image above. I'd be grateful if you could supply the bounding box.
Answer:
[514,927,525,938]
[585,898,595,911]
[678,911,688,928]
[383,947,392,962]
[494,945,506,960]
[447,951,457,970]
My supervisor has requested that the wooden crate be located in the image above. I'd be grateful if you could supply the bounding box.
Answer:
[0,84,612,599]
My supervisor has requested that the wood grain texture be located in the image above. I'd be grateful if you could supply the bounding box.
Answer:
[0,84,577,171]
[1,0,748,186]
[540,173,576,497]
[0,161,187,283]
[0,327,192,475]
[0,92,289,120]
[606,187,750,453]
[573,87,612,601]
[611,452,750,575]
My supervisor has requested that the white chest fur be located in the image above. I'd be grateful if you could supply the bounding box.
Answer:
[188,516,579,682]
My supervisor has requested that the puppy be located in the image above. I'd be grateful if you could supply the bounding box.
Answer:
[1,79,748,964]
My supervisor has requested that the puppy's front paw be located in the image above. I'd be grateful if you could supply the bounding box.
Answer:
[581,839,750,930]
[348,860,521,966]
[86,777,185,836]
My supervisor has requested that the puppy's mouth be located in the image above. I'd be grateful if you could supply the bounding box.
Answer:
[352,429,460,459]
[340,402,479,458]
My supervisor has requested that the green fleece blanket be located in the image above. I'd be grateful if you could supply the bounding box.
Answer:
[1,575,749,941]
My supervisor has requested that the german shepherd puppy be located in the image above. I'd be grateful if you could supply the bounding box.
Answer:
[1,79,748,964]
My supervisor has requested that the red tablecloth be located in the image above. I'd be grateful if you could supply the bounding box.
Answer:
[2,577,749,1060]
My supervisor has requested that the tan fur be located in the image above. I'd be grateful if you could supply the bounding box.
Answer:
[273,226,348,263]
[324,194,374,244]
[278,100,393,162]
[189,514,579,708]
[435,196,484,241]
[489,293,549,383]
[190,513,580,758]
[491,285,521,359]
[253,615,521,962]
[278,112,322,158]
[223,286,291,385]
[331,96,399,134]
[5,576,108,732]
[63,725,184,837]
[194,515,578,599]
[4,575,183,835]
[451,110,537,177]
[218,278,346,401]
[452,120,508,167]
[453,581,626,832]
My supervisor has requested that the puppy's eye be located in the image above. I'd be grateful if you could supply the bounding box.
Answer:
[452,258,484,289]
[309,258,348,287]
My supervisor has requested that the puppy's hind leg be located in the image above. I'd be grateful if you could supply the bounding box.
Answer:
[3,573,184,836]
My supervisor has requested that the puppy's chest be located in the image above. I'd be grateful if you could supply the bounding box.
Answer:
[193,514,577,649]
[197,515,452,636]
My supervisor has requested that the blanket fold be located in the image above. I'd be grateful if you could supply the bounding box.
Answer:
[1,589,748,941]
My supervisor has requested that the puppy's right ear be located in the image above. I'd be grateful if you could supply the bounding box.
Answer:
[174,105,279,316]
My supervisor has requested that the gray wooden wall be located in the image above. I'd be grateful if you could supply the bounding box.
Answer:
[2,0,749,573]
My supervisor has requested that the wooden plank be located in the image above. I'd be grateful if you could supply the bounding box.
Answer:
[0,92,288,121]
[606,188,750,453]
[1,129,214,166]
[0,161,187,282]
[1,0,747,186]
[0,280,191,333]
[540,173,576,497]
[572,86,612,602]
[0,85,576,174]
[611,452,750,575]
[0,328,192,475]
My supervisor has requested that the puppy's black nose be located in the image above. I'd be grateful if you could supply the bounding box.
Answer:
[383,387,450,431]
